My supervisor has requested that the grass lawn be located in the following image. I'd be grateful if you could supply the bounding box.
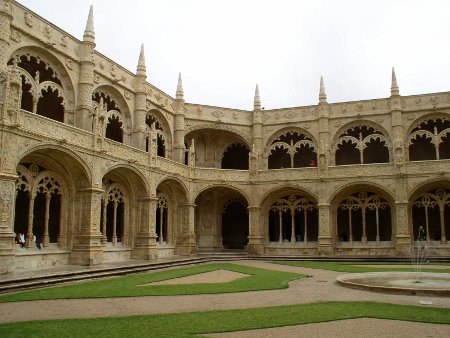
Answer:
[273,261,450,273]
[0,263,302,303]
[0,301,449,337]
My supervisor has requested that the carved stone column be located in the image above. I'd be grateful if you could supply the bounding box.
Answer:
[0,0,13,73]
[132,196,158,260]
[0,174,17,273]
[317,202,334,255]
[175,202,197,256]
[70,187,103,265]
[394,201,411,255]
[42,193,51,247]
[247,206,264,256]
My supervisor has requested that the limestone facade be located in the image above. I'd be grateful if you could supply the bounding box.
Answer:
[0,0,449,272]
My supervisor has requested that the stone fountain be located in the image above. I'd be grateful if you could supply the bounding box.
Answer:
[336,227,450,296]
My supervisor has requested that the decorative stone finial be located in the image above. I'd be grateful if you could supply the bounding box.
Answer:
[176,72,184,100]
[319,76,327,103]
[136,44,146,75]
[391,67,399,96]
[254,84,261,110]
[83,5,95,43]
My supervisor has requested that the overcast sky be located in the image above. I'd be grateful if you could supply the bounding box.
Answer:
[19,0,450,110]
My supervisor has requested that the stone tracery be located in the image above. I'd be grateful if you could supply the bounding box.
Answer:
[334,125,390,165]
[408,117,450,161]
[267,194,318,244]
[412,188,450,243]
[267,131,317,169]
[337,191,391,244]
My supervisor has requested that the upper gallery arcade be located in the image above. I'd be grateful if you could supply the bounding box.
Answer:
[0,0,449,272]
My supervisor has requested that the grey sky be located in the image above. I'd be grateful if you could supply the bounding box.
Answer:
[18,0,450,110]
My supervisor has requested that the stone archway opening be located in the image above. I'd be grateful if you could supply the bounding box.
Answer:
[410,186,450,243]
[335,190,392,244]
[14,148,90,251]
[222,199,249,249]
[266,193,318,245]
[195,187,249,251]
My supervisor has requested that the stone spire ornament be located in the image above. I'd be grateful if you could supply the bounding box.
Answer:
[319,76,327,103]
[83,5,95,43]
[391,67,400,96]
[254,84,261,110]
[136,44,146,76]
[176,72,184,100]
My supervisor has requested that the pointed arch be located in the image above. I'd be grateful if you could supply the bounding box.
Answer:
[407,114,450,161]
[8,46,75,124]
[264,128,318,169]
[93,86,132,143]
[332,121,391,165]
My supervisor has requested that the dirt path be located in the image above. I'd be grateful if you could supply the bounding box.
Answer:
[0,260,449,324]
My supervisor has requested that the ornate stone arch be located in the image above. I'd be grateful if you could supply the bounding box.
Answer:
[185,124,251,146]
[16,164,33,194]
[406,113,450,161]
[155,176,189,200]
[330,183,395,244]
[261,187,319,244]
[328,180,396,205]
[145,109,172,158]
[93,85,132,139]
[194,183,251,205]
[264,127,318,169]
[9,46,76,124]
[408,180,450,243]
[264,127,318,153]
[331,120,392,165]
[258,184,319,207]
[100,180,128,245]
[101,163,150,198]
[15,143,92,186]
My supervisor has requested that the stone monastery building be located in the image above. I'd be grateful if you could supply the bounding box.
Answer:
[0,0,449,272]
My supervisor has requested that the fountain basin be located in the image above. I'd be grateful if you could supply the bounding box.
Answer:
[336,272,450,296]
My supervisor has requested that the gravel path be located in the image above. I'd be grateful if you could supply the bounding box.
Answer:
[0,260,449,336]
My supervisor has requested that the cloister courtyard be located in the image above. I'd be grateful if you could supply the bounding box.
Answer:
[0,258,449,337]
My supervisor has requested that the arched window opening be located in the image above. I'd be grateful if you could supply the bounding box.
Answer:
[34,176,62,246]
[268,195,318,243]
[8,55,65,122]
[268,132,317,169]
[93,92,119,112]
[268,146,290,169]
[184,142,189,165]
[337,192,391,244]
[335,139,359,165]
[101,182,126,245]
[15,165,63,248]
[221,143,249,169]
[222,198,248,249]
[156,195,168,244]
[412,188,449,243]
[335,126,389,165]
[409,118,450,161]
[105,114,123,143]
[14,190,29,244]
[145,115,165,157]
[36,87,64,122]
